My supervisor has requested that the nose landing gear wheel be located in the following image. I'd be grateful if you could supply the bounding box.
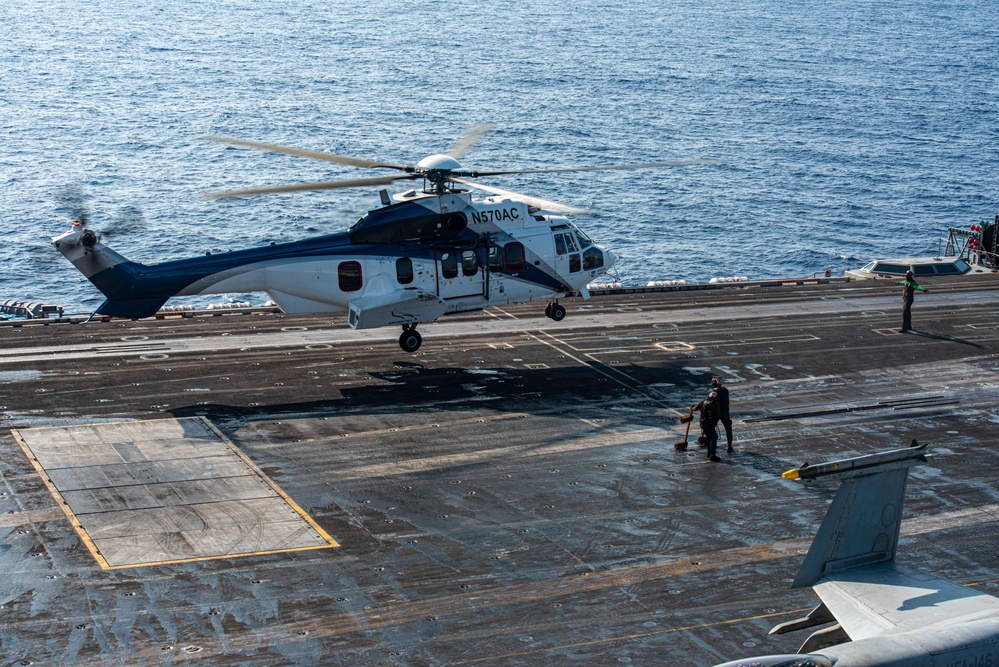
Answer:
[399,325,422,353]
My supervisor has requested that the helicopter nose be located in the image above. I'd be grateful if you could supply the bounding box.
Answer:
[603,248,617,270]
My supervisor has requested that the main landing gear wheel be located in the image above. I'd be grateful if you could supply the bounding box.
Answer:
[547,303,566,321]
[399,325,422,353]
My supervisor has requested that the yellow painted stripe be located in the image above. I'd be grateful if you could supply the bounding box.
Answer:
[199,416,339,547]
[10,428,112,570]
[104,542,335,570]
[10,416,338,570]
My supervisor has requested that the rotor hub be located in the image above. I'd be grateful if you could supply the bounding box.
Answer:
[416,154,463,171]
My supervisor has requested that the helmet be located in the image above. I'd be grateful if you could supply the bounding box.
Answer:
[711,377,720,387]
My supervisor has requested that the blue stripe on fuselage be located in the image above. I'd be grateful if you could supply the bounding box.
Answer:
[124,231,362,298]
[506,263,571,292]
[91,224,570,317]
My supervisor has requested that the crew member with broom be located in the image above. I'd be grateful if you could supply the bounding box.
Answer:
[691,392,722,462]
[711,377,734,453]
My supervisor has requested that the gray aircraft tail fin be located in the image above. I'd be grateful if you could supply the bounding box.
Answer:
[789,442,929,589]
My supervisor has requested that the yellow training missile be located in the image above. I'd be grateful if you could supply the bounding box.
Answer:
[782,441,929,481]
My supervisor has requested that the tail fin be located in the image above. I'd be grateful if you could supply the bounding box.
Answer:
[53,226,167,318]
[790,442,929,588]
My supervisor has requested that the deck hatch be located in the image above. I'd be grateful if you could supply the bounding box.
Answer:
[11,416,337,569]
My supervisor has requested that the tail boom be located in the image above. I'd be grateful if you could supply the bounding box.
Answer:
[53,226,165,317]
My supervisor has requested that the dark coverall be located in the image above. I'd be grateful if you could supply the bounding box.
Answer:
[714,384,733,450]
[693,397,721,460]
[898,275,927,332]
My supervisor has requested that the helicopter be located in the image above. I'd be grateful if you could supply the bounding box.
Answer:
[53,127,718,352]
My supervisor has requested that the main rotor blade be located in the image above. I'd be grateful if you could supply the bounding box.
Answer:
[452,177,590,215]
[446,124,494,160]
[200,135,412,171]
[203,174,418,200]
[470,157,723,177]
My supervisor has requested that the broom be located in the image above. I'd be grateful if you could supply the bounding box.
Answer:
[675,408,694,450]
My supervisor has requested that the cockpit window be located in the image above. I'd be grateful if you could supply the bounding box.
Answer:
[555,232,578,254]
[583,246,604,270]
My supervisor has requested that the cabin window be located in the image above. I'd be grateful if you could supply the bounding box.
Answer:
[555,234,567,255]
[583,246,604,270]
[396,257,414,284]
[441,252,458,279]
[912,264,934,276]
[338,261,362,292]
[934,264,960,275]
[873,263,907,275]
[488,246,503,272]
[504,243,526,272]
[461,250,479,276]
[569,254,581,273]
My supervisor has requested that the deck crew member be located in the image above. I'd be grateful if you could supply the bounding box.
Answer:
[711,377,733,453]
[692,392,722,462]
[898,269,928,333]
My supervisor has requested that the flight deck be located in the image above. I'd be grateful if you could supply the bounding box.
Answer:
[1,275,997,665]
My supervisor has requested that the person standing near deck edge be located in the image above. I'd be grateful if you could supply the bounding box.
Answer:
[711,377,733,453]
[898,269,928,333]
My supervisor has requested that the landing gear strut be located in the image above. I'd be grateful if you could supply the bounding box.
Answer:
[545,301,566,321]
[399,324,422,353]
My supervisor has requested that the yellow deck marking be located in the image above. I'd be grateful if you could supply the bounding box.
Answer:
[11,427,112,569]
[199,416,338,548]
[654,341,696,352]
[11,417,337,569]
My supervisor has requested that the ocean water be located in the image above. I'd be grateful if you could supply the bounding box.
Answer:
[2,0,997,313]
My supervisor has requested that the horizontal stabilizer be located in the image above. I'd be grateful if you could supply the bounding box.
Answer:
[769,603,835,636]
[813,561,999,641]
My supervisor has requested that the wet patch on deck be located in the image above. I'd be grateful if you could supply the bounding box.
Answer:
[10,416,337,568]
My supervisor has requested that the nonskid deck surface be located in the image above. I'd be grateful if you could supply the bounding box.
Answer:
[1,276,997,665]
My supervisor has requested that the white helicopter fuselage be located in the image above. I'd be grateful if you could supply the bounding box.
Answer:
[178,192,602,313]
[53,189,616,349]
